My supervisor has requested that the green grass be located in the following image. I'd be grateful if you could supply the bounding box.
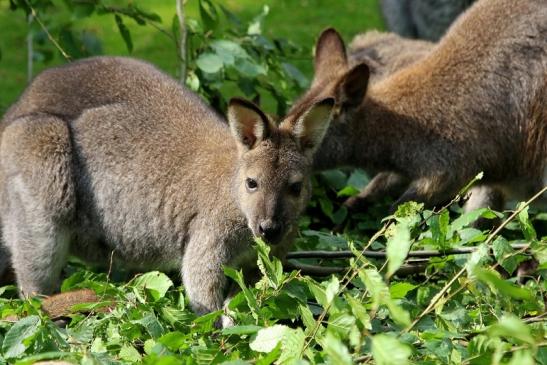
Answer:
[0,0,384,113]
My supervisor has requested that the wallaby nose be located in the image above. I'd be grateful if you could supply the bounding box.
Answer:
[258,220,282,244]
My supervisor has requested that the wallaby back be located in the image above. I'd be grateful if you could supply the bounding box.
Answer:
[0,57,334,326]
[291,0,546,210]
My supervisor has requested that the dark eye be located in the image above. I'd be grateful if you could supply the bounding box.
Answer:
[289,182,303,196]
[246,178,258,192]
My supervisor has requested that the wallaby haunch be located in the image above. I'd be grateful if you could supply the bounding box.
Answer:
[0,57,334,325]
[292,0,546,212]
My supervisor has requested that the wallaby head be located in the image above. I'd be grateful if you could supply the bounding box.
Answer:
[292,28,370,127]
[228,97,334,244]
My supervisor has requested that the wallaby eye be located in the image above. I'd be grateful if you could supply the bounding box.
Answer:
[289,182,303,196]
[246,178,258,192]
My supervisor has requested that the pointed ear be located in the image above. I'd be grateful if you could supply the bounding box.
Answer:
[228,98,270,150]
[335,63,370,107]
[313,28,348,86]
[293,98,335,157]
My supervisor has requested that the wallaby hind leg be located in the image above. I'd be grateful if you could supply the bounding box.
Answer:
[0,242,11,283]
[464,186,504,229]
[344,172,409,212]
[0,114,75,296]
[390,175,463,212]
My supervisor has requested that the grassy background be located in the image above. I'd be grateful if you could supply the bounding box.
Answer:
[0,0,384,114]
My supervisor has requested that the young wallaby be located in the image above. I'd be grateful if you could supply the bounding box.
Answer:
[381,0,475,41]
[290,0,546,213]
[0,57,334,325]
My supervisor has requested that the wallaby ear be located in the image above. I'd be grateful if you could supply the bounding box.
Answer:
[293,97,335,157]
[228,98,270,150]
[313,28,348,86]
[335,63,370,108]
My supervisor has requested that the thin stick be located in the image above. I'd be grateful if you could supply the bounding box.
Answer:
[24,0,71,61]
[286,243,530,260]
[286,260,429,277]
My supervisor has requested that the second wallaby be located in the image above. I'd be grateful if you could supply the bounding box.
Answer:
[289,0,546,212]
[0,57,334,326]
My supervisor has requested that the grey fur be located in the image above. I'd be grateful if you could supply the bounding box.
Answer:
[0,57,334,324]
[381,0,475,41]
[289,0,547,212]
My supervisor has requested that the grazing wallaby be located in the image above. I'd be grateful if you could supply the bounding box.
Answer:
[0,57,334,324]
[290,0,546,213]
[381,0,475,41]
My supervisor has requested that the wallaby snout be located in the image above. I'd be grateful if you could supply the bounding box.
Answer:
[257,218,282,244]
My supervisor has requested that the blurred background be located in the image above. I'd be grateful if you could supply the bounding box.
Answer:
[0,0,384,115]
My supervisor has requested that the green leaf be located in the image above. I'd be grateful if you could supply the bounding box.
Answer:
[135,312,165,339]
[389,282,418,299]
[2,315,41,359]
[321,332,352,365]
[114,14,133,53]
[119,344,141,362]
[281,62,308,88]
[386,221,412,276]
[278,328,305,364]
[492,236,520,274]
[488,315,535,345]
[221,325,262,336]
[517,203,536,241]
[249,325,288,353]
[132,271,173,302]
[449,208,497,237]
[474,267,534,301]
[199,0,219,32]
[372,334,411,365]
[234,58,267,77]
[196,52,223,74]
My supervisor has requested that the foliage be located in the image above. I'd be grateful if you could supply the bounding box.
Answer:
[0,1,546,364]
[6,0,307,115]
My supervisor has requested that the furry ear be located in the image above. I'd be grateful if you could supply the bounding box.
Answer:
[228,98,270,150]
[336,63,370,107]
[313,28,348,86]
[292,98,335,157]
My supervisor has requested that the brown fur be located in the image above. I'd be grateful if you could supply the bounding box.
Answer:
[0,57,334,326]
[290,0,546,211]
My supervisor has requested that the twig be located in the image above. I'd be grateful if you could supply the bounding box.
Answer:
[24,0,71,61]
[403,185,547,333]
[286,243,530,260]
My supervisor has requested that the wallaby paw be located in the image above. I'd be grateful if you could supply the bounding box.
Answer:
[343,195,368,212]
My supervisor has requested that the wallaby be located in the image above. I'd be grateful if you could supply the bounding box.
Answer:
[290,0,546,213]
[381,0,475,41]
[0,57,334,325]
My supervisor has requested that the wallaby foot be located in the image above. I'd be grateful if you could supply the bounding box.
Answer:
[344,172,408,212]
[464,186,504,229]
[1,115,75,297]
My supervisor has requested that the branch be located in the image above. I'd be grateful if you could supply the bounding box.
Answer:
[286,243,530,260]
[176,0,187,83]
[285,260,428,277]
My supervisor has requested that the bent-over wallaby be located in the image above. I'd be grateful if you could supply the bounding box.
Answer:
[0,57,334,324]
[290,0,546,213]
